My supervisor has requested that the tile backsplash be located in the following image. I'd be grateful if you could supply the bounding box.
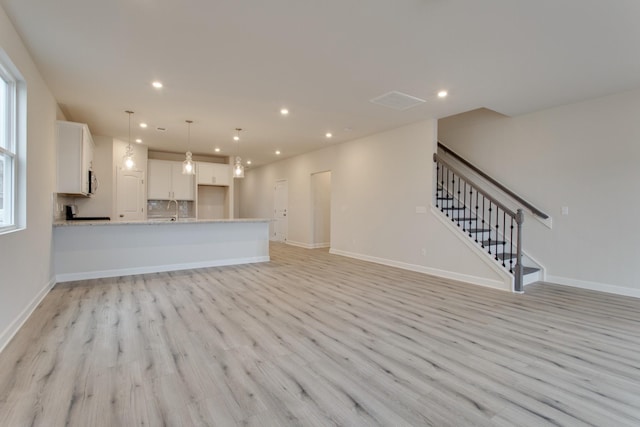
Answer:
[147,200,195,218]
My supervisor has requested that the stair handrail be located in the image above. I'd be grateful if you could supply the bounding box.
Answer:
[437,141,549,220]
[434,153,516,218]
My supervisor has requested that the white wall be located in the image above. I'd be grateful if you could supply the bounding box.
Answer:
[240,120,510,289]
[0,5,59,351]
[438,88,640,297]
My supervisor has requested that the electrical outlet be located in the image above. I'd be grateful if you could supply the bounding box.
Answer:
[561,206,569,216]
[421,248,427,256]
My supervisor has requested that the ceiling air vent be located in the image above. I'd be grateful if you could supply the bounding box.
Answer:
[370,91,426,111]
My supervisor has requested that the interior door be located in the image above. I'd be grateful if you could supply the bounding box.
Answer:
[274,180,288,242]
[117,168,145,221]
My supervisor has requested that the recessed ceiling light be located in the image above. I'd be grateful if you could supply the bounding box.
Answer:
[280,108,289,116]
[140,123,148,128]
[233,135,239,141]
[438,90,448,98]
[135,138,142,143]
[152,81,163,89]
[325,132,332,138]
[246,160,252,165]
[214,148,221,153]
[275,150,281,155]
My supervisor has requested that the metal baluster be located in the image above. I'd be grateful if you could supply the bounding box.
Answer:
[469,187,473,237]
[494,205,500,261]
[462,181,467,231]
[487,201,492,255]
[475,190,479,243]
[445,168,450,217]
[455,174,460,226]
[435,162,440,209]
[481,196,485,248]
[501,211,506,265]
[509,216,514,273]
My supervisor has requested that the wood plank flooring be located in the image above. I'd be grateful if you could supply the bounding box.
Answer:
[1,243,640,426]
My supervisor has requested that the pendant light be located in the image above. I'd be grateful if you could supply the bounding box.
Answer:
[233,128,244,178]
[182,120,195,175]
[123,110,135,170]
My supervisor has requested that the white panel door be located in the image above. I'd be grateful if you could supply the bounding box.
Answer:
[274,180,288,242]
[117,168,145,221]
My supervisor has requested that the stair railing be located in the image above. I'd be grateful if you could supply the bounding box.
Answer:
[434,152,525,292]
[437,142,548,220]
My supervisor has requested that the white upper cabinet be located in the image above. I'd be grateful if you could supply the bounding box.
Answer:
[147,159,194,200]
[56,120,95,196]
[197,162,230,186]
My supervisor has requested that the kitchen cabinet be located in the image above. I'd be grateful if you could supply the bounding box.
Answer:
[147,159,194,200]
[56,120,95,196]
[197,162,230,186]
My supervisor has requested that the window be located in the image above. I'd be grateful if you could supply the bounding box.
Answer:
[0,52,19,232]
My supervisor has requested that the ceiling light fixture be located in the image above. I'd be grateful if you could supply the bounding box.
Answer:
[438,90,448,98]
[140,122,148,128]
[123,110,136,170]
[214,147,221,153]
[152,81,163,89]
[182,120,195,175]
[280,108,289,116]
[325,132,332,138]
[233,128,244,179]
[275,150,281,155]
[246,160,252,165]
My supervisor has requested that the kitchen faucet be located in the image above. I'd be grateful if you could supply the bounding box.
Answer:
[167,198,179,221]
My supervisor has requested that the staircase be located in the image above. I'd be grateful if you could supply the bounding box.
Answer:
[434,144,544,292]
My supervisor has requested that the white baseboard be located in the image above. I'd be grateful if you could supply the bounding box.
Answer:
[329,248,510,291]
[286,240,330,249]
[0,276,56,354]
[547,275,640,299]
[56,256,270,283]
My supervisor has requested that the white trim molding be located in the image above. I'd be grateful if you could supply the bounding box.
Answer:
[547,275,640,299]
[0,277,56,353]
[286,240,330,249]
[55,256,270,283]
[329,248,509,291]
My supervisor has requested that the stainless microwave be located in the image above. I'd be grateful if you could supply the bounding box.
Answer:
[88,170,98,195]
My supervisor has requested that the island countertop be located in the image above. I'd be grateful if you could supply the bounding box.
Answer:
[53,218,272,227]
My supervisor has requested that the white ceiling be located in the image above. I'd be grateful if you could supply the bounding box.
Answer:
[2,0,640,167]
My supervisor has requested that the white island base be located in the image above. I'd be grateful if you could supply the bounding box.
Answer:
[53,219,271,282]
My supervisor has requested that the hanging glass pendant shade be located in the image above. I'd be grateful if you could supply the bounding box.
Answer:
[182,120,195,175]
[233,128,244,179]
[182,151,195,174]
[233,156,245,178]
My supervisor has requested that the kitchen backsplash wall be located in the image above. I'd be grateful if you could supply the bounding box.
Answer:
[147,200,195,218]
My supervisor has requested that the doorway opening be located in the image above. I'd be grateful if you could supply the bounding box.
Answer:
[311,171,331,248]
[273,179,288,242]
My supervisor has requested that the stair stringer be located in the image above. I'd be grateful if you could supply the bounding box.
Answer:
[431,206,514,292]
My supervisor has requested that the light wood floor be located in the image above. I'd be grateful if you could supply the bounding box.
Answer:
[1,243,640,426]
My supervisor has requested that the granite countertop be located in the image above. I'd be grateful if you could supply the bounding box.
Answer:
[53,218,273,227]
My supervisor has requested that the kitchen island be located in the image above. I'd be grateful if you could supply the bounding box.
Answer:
[53,218,271,282]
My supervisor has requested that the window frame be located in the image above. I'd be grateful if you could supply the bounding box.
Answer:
[0,52,20,234]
